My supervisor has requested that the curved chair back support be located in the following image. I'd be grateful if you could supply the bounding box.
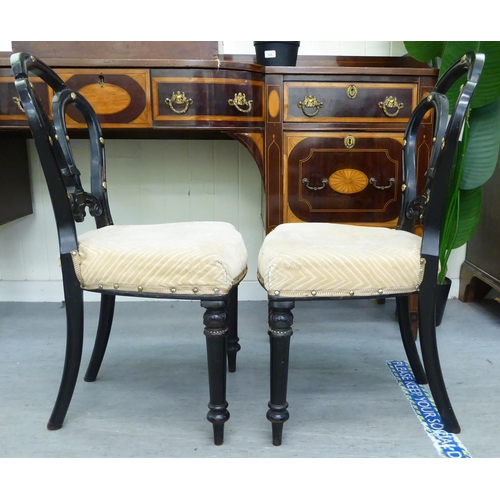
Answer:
[11,53,112,252]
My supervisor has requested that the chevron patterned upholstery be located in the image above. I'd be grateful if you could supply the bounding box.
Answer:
[71,221,248,295]
[258,222,425,298]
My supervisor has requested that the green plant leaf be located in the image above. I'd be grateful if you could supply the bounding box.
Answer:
[452,186,483,249]
[404,41,445,62]
[405,41,500,278]
[460,97,500,189]
[440,42,500,108]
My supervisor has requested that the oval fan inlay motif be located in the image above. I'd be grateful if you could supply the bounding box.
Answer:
[328,168,369,194]
[268,89,280,118]
[78,84,132,114]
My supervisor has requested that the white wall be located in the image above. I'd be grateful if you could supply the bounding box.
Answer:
[0,139,265,301]
[0,41,464,301]
[223,41,407,57]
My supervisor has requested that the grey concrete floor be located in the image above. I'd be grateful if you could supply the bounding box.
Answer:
[1,297,499,459]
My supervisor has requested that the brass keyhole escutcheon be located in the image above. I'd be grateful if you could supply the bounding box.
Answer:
[344,135,355,149]
[346,85,358,99]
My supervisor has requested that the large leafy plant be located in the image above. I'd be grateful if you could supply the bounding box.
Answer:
[404,42,500,283]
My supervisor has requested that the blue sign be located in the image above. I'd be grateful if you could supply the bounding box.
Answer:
[387,360,471,458]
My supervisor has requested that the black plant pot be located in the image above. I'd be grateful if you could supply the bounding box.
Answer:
[254,41,300,66]
[436,277,452,326]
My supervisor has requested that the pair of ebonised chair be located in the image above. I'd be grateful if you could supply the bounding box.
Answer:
[10,51,484,445]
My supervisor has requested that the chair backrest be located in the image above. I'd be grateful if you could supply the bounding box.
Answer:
[397,52,484,269]
[10,52,113,255]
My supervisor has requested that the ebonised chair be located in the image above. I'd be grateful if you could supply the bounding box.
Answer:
[11,52,248,445]
[257,52,484,445]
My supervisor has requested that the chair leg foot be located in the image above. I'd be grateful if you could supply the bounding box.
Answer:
[212,423,225,446]
[227,352,238,373]
[47,422,63,431]
[442,415,461,434]
[267,402,290,446]
[271,422,284,446]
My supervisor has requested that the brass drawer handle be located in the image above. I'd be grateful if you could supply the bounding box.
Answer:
[12,96,24,113]
[378,96,404,117]
[165,91,193,115]
[302,178,328,191]
[369,177,395,190]
[298,95,324,117]
[228,92,253,113]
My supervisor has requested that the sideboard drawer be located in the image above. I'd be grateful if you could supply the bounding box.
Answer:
[53,69,152,128]
[152,69,265,128]
[284,82,418,124]
[284,132,404,226]
[0,69,49,127]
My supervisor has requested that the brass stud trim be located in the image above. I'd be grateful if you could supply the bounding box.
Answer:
[170,287,176,293]
[113,284,119,290]
[137,286,143,292]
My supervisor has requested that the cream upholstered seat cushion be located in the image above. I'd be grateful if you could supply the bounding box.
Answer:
[257,223,425,298]
[70,221,248,295]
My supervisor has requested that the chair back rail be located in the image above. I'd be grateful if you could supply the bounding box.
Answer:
[399,52,485,264]
[10,52,113,255]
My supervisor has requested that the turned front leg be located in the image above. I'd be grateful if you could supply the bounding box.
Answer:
[267,299,294,446]
[202,299,230,445]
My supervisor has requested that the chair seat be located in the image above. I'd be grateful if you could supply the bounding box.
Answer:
[71,221,248,295]
[258,223,425,298]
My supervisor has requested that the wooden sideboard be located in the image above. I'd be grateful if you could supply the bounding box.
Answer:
[0,44,437,233]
